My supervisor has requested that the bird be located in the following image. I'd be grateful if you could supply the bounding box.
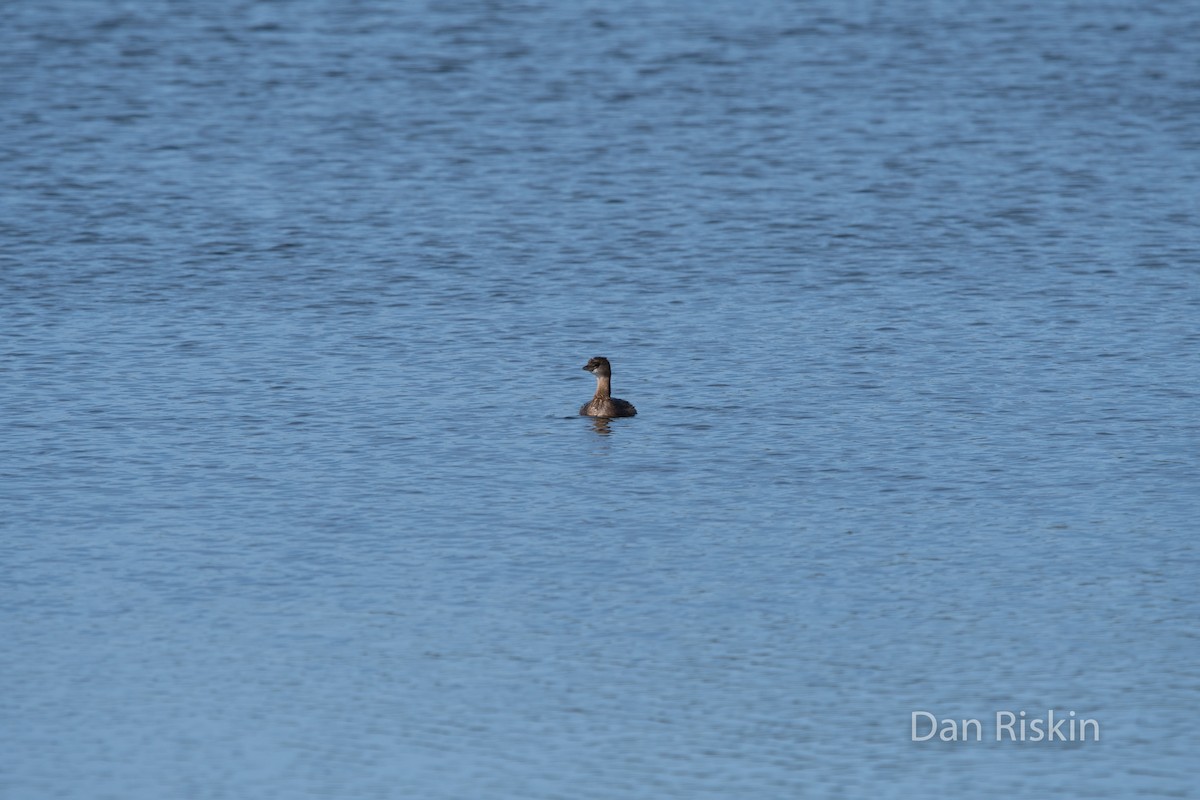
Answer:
[579,356,637,417]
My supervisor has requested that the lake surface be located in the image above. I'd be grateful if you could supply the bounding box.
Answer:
[2,1,1198,797]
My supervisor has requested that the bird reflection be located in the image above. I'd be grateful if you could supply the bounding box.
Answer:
[589,416,613,436]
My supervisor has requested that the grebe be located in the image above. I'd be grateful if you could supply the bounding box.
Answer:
[579,356,637,417]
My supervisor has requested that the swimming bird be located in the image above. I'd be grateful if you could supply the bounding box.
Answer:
[579,356,637,417]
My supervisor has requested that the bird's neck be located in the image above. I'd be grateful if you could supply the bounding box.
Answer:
[593,375,611,400]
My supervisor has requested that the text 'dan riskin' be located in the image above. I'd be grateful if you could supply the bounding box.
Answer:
[911,710,1100,742]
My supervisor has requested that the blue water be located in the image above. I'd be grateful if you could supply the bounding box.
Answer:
[3,1,1198,797]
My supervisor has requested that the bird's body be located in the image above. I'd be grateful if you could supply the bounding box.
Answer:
[579,396,637,417]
